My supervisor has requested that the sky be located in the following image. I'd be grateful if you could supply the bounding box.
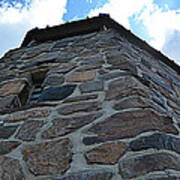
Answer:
[0,0,180,65]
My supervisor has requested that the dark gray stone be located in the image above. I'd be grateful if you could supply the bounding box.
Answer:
[55,36,82,44]
[53,41,69,49]
[19,62,37,71]
[63,94,98,103]
[54,32,96,46]
[0,75,16,82]
[47,64,76,75]
[79,49,99,57]
[0,126,18,139]
[38,85,76,102]
[83,136,105,145]
[144,175,180,180]
[4,49,24,61]
[150,90,166,107]
[119,152,180,179]
[0,64,7,71]
[57,102,101,115]
[141,58,152,70]
[0,95,20,112]
[143,72,174,94]
[130,133,180,153]
[99,72,131,80]
[54,170,113,180]
[79,80,104,93]
[95,33,115,41]
[0,141,21,155]
[42,75,65,88]
[74,38,98,48]
[80,56,104,65]
[36,51,59,64]
[56,52,76,62]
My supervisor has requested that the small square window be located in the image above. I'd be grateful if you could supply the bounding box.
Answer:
[27,70,47,105]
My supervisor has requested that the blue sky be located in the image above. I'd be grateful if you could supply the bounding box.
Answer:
[0,0,180,65]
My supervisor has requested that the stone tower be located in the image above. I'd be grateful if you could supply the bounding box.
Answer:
[0,14,180,179]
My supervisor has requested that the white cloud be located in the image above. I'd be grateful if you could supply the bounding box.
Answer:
[89,0,152,29]
[89,0,180,65]
[0,0,67,57]
[137,3,180,64]
[138,3,180,50]
[86,0,93,4]
[162,30,180,64]
[28,0,67,27]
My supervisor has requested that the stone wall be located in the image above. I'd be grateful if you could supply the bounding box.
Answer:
[0,28,180,180]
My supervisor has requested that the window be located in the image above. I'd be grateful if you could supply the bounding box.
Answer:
[28,70,47,105]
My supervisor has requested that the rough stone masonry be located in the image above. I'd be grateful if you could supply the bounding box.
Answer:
[0,14,180,180]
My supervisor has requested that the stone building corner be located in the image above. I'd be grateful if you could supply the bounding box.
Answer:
[0,14,180,179]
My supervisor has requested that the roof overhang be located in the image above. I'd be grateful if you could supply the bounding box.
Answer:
[21,14,180,75]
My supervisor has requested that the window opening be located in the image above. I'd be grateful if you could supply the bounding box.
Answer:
[29,85,42,105]
[28,70,47,105]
